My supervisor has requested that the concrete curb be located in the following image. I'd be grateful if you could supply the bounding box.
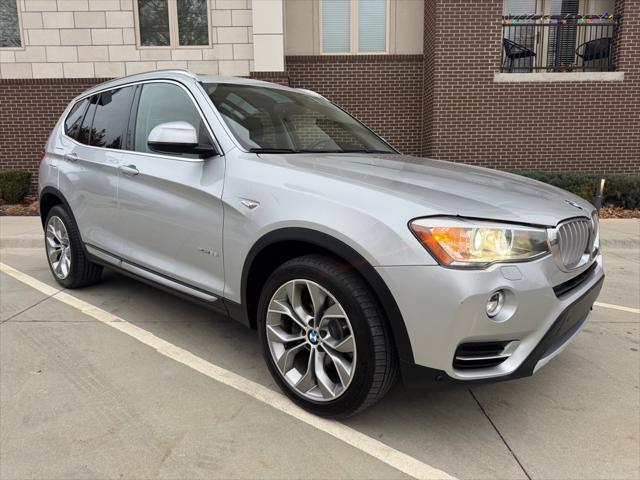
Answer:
[1,239,43,248]
[601,238,640,248]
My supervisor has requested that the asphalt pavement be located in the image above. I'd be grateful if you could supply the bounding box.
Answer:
[1,217,638,480]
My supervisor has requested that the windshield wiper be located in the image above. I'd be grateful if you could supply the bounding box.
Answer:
[250,148,349,154]
[339,149,395,154]
[249,147,299,153]
[249,147,396,154]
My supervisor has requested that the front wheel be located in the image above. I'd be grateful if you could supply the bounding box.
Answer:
[257,254,398,418]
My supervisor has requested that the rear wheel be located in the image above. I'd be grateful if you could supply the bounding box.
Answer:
[45,205,103,288]
[257,254,398,418]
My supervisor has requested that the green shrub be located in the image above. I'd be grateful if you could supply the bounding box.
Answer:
[514,171,640,210]
[0,170,32,204]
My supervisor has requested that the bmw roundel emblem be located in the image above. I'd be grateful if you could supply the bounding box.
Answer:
[308,330,319,345]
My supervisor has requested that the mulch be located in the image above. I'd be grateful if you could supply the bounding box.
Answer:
[598,205,640,219]
[0,197,40,216]
[1,198,638,219]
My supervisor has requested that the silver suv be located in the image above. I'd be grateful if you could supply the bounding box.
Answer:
[39,70,604,418]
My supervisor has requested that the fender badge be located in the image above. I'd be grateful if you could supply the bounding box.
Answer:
[198,248,219,257]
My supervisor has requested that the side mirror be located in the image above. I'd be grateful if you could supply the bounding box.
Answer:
[147,121,218,158]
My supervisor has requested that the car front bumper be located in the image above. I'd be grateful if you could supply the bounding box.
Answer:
[375,254,604,388]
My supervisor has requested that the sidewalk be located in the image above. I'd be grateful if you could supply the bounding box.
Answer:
[0,217,42,248]
[598,218,640,247]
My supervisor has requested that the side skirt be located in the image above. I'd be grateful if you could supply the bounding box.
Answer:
[85,243,244,323]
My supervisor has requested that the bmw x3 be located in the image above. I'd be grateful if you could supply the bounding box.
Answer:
[39,70,604,417]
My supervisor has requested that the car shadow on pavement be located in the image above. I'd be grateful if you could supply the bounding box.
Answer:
[4,254,637,480]
[67,266,639,480]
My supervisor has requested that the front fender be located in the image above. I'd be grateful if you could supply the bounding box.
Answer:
[239,227,415,364]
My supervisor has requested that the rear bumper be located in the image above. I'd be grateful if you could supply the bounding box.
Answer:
[399,273,604,388]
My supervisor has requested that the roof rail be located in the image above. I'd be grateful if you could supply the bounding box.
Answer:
[297,88,326,99]
[147,68,198,79]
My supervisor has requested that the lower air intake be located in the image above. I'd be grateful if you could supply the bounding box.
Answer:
[453,341,518,370]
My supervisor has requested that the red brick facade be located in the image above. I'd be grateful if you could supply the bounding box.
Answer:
[1,0,638,193]
[0,78,111,187]
[422,0,438,158]
[285,55,425,156]
[421,0,638,173]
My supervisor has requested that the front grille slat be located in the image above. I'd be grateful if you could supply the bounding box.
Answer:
[567,224,574,265]
[556,218,591,270]
[571,222,580,266]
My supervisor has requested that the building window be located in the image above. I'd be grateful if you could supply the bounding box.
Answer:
[502,0,616,72]
[138,0,171,46]
[135,0,209,48]
[0,0,22,48]
[321,0,388,54]
[177,0,209,46]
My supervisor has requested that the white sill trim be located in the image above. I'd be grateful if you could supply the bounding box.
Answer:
[494,71,624,82]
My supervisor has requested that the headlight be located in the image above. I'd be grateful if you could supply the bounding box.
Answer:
[409,217,550,268]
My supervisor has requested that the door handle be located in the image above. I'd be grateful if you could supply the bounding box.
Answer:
[64,152,79,162]
[119,164,139,176]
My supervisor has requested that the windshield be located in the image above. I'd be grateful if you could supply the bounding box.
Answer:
[203,83,396,154]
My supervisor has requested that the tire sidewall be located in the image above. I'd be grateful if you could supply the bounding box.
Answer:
[257,259,379,418]
[45,205,87,289]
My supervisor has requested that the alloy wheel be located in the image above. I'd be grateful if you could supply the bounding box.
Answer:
[266,279,357,402]
[46,216,71,279]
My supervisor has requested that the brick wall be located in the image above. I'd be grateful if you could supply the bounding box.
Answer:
[0,56,424,193]
[249,70,290,86]
[285,55,425,155]
[0,77,105,191]
[421,0,437,157]
[1,0,638,194]
[422,0,639,173]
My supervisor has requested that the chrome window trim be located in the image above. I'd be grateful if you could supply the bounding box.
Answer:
[61,78,224,163]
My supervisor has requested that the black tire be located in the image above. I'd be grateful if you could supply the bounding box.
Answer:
[257,254,398,418]
[45,205,103,289]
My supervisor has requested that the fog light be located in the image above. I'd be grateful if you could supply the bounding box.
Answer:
[486,290,505,318]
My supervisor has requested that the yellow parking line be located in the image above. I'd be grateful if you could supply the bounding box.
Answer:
[0,262,455,480]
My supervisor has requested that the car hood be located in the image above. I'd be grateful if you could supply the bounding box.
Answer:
[259,153,594,227]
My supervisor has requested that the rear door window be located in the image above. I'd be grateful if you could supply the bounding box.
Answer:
[90,87,135,149]
[64,98,89,140]
[77,95,99,146]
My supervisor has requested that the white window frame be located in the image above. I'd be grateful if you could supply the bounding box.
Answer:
[0,0,24,51]
[134,0,212,49]
[319,0,390,55]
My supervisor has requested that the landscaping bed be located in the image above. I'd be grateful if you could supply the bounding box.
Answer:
[0,196,39,217]
[598,205,640,219]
